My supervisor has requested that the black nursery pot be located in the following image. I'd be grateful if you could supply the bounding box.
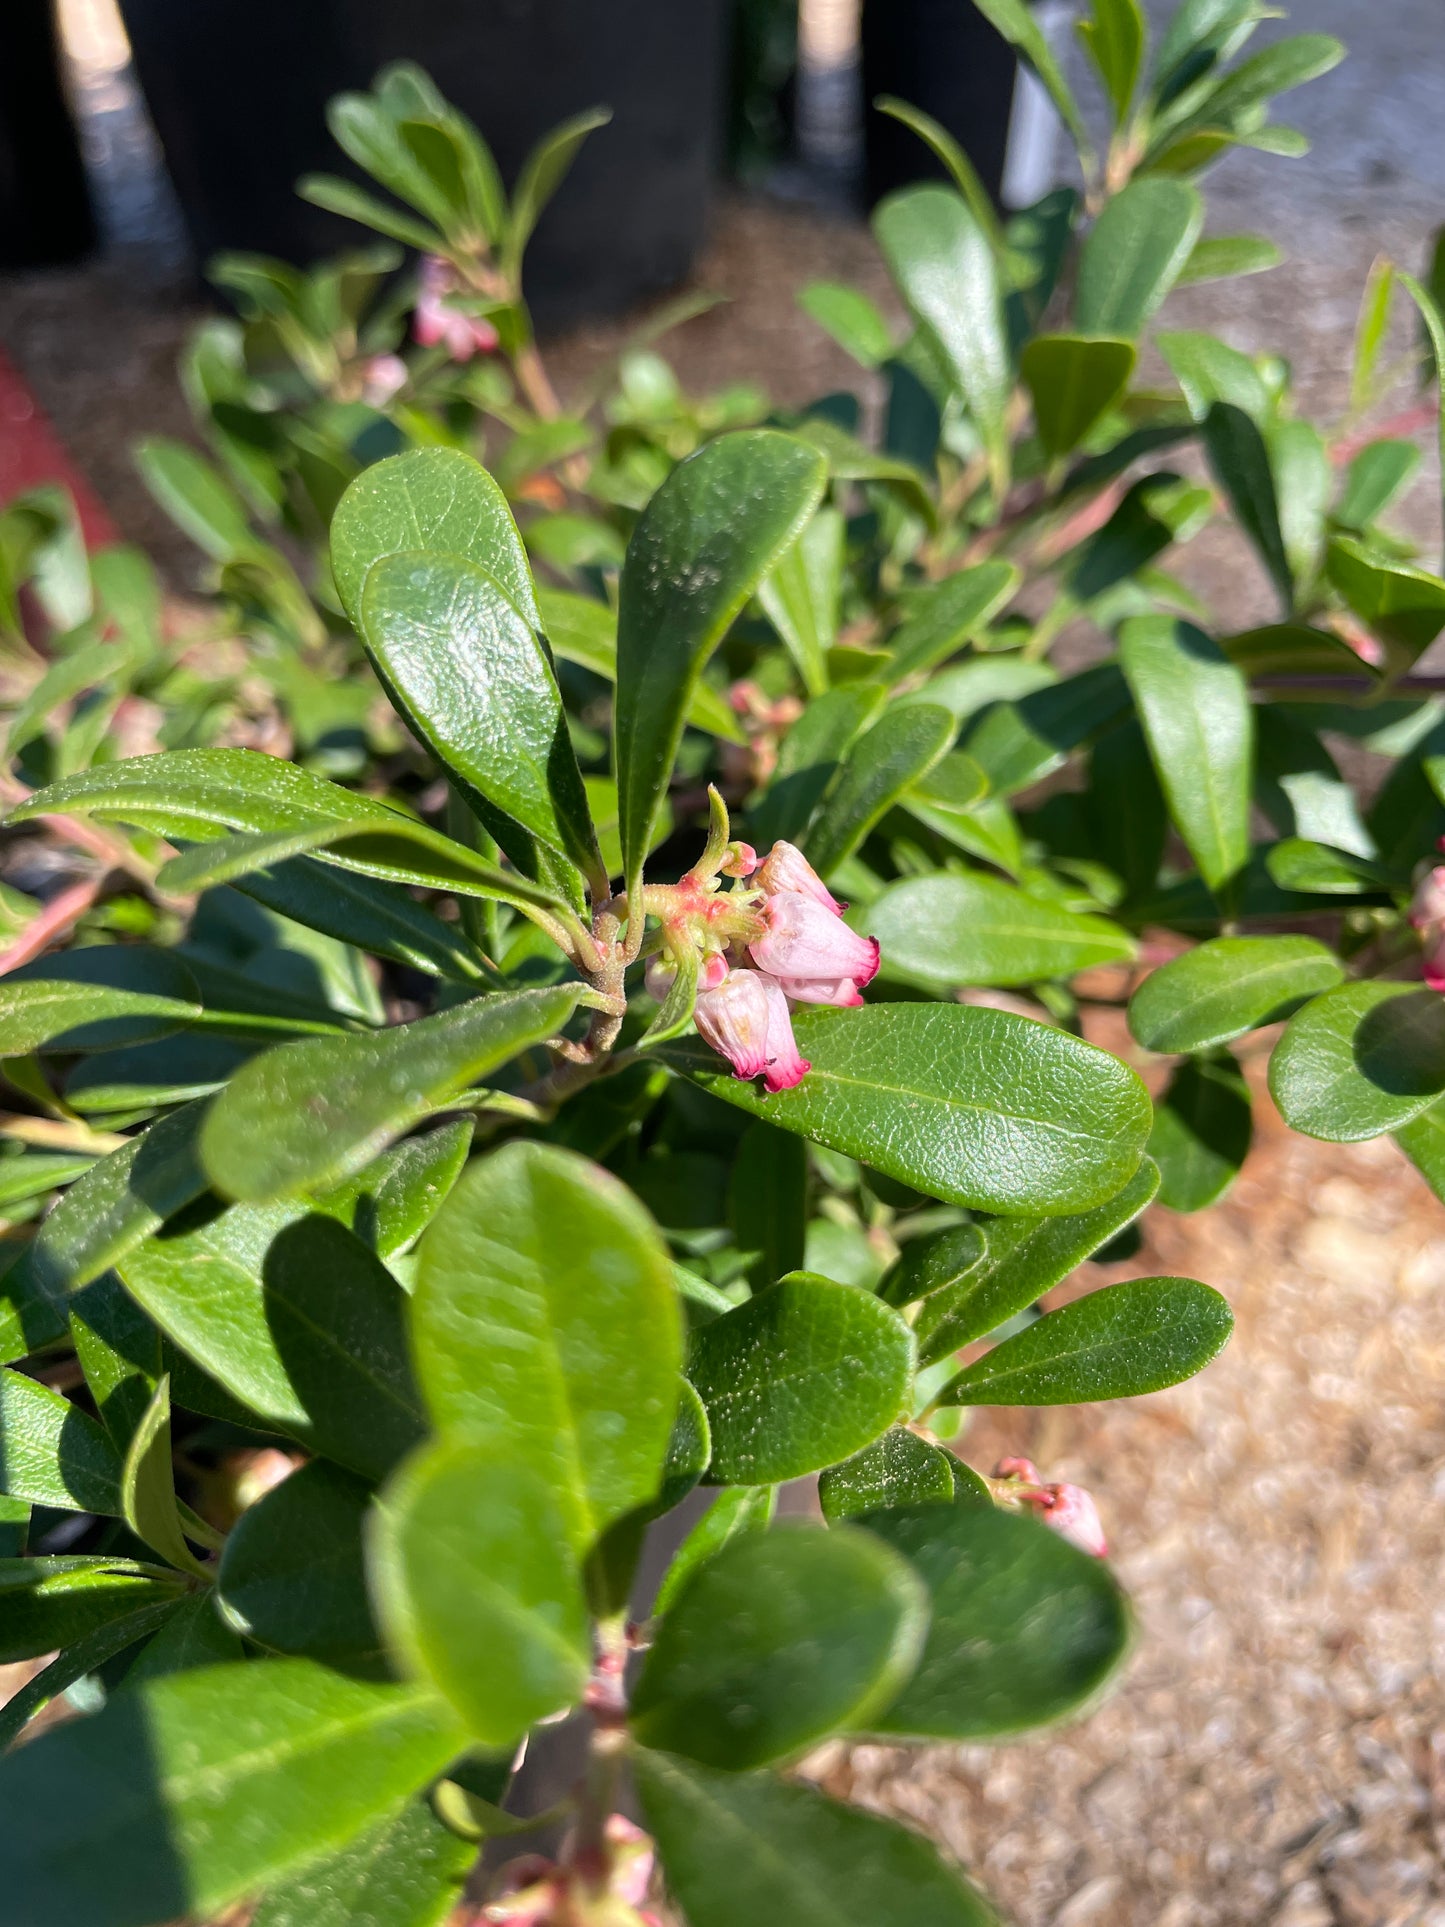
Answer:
[860,0,1021,208]
[116,0,729,327]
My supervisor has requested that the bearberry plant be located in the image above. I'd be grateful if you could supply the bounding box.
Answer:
[1,1,1444,1924]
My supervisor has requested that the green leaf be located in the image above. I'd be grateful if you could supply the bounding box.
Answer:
[0,1657,464,1927]
[1394,1099,1445,1203]
[0,1102,210,1362]
[637,1751,1000,1927]
[631,1526,928,1769]
[1269,417,1331,593]
[904,751,991,827]
[908,1159,1160,1367]
[662,1003,1152,1215]
[250,1796,476,1927]
[1220,622,1377,682]
[121,1377,210,1578]
[759,508,843,696]
[653,1485,777,1619]
[371,1438,590,1746]
[536,587,745,745]
[1326,536,1445,671]
[297,172,447,253]
[120,1206,424,1477]
[1202,402,1292,612]
[871,98,1005,251]
[1021,334,1136,459]
[819,1427,960,1523]
[0,1555,183,1662]
[200,985,578,1202]
[941,1274,1233,1406]
[0,1593,185,1748]
[505,105,611,266]
[863,873,1135,990]
[227,856,488,986]
[962,662,1131,796]
[1398,271,1445,569]
[1119,615,1254,898]
[71,1272,163,1449]
[1177,233,1281,286]
[1074,179,1203,337]
[120,1587,243,1685]
[217,1460,385,1673]
[803,704,954,877]
[0,946,201,1057]
[1130,933,1346,1055]
[1268,981,1445,1141]
[1158,330,1271,420]
[749,683,887,849]
[862,1504,1129,1738]
[879,1221,986,1311]
[687,1274,912,1485]
[1264,838,1385,896]
[134,438,257,561]
[1077,0,1147,121]
[615,431,826,887]
[12,750,568,916]
[798,280,895,367]
[330,446,537,629]
[1148,1052,1252,1211]
[0,1369,122,1513]
[729,1119,808,1291]
[882,563,1020,684]
[969,0,1090,151]
[873,186,1011,476]
[411,1141,680,1546]
[1336,440,1421,533]
[358,551,601,887]
[314,1118,472,1262]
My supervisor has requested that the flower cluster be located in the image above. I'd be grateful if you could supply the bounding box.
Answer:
[414,254,500,360]
[646,837,880,1095]
[993,1457,1108,1559]
[1410,858,1445,991]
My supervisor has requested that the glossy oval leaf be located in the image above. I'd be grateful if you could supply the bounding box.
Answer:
[330,445,537,628]
[802,703,954,877]
[250,1796,475,1927]
[1148,1053,1253,1212]
[0,1555,183,1663]
[1268,980,1445,1141]
[121,1377,210,1579]
[0,947,201,1057]
[1202,401,1292,612]
[879,1222,987,1311]
[686,1273,913,1485]
[1074,178,1203,337]
[634,1750,1001,1927]
[759,507,843,695]
[200,984,579,1201]
[1118,615,1254,898]
[661,1003,1152,1216]
[0,1369,122,1513]
[1021,334,1136,458]
[0,1657,465,1927]
[873,184,1010,462]
[631,1526,928,1769]
[883,561,1020,684]
[1129,935,1342,1054]
[359,550,599,883]
[614,430,826,887]
[942,1275,1234,1407]
[217,1460,385,1673]
[862,873,1135,990]
[370,1438,590,1747]
[910,1158,1160,1367]
[819,1427,959,1523]
[862,1503,1129,1739]
[411,1141,681,1545]
[652,1485,778,1620]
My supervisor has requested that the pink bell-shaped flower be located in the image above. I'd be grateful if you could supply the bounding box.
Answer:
[756,839,844,913]
[694,967,810,1093]
[1410,863,1445,992]
[748,889,880,995]
[414,255,500,361]
[995,1456,1108,1558]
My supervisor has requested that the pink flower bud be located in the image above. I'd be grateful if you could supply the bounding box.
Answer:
[756,840,844,913]
[748,890,880,992]
[699,951,730,991]
[414,254,500,361]
[360,353,407,406]
[721,842,759,878]
[1411,865,1445,991]
[644,955,676,1004]
[1032,1481,1108,1558]
[694,967,811,1093]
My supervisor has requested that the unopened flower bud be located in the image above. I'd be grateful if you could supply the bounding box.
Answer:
[756,839,844,913]
[360,352,407,406]
[694,967,810,1093]
[414,254,500,361]
[994,1457,1107,1557]
[721,842,759,878]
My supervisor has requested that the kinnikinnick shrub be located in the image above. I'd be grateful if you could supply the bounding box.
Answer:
[0,1,1442,1922]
